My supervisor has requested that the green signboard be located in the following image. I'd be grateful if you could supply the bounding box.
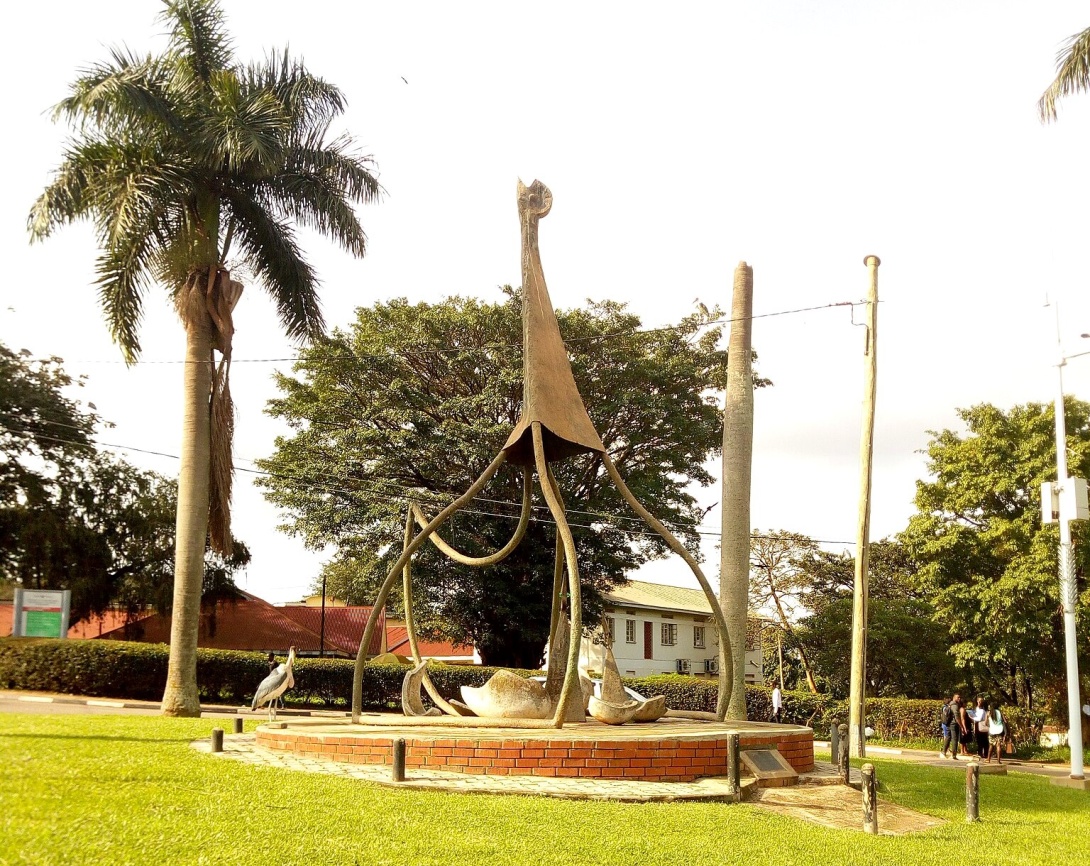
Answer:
[24,610,64,638]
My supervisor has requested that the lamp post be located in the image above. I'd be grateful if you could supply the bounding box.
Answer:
[1049,306,1086,781]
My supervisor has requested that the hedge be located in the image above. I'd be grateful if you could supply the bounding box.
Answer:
[0,638,1047,745]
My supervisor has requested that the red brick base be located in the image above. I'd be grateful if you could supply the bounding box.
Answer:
[257,725,814,782]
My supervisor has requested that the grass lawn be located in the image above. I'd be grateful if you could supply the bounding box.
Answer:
[1,713,1088,866]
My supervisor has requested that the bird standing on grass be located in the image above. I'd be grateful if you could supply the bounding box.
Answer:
[252,647,295,721]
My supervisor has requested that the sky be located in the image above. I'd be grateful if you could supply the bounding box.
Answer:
[4,1,1090,605]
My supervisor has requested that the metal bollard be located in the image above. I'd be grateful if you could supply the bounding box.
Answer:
[392,738,406,782]
[211,727,224,753]
[233,717,243,734]
[837,724,850,785]
[830,717,840,767]
[966,762,979,823]
[861,763,878,834]
[727,733,740,794]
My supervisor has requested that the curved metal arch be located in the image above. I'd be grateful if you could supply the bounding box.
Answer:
[400,510,460,717]
[533,422,584,728]
[411,465,533,566]
[600,450,734,721]
[351,451,507,721]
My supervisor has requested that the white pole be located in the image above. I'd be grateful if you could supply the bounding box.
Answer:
[1052,305,1085,780]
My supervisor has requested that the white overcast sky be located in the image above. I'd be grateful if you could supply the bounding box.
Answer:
[4,1,1090,604]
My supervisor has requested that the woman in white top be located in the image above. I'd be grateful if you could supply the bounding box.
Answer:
[986,704,1006,764]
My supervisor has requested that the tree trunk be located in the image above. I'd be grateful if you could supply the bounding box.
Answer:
[161,286,214,717]
[720,262,754,720]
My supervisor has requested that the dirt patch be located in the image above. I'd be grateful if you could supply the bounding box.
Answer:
[750,784,945,835]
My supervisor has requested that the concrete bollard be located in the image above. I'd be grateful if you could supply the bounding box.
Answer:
[861,763,878,834]
[392,738,406,782]
[966,762,979,823]
[837,724,850,785]
[233,717,243,734]
[211,727,224,753]
[727,733,740,794]
[830,717,840,766]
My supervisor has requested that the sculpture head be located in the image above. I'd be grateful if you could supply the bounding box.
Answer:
[517,179,552,220]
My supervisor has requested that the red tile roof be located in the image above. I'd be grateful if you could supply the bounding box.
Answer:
[277,605,381,657]
[93,592,385,657]
[385,624,475,660]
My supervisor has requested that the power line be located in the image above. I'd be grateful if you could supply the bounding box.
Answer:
[8,422,857,546]
[18,299,863,367]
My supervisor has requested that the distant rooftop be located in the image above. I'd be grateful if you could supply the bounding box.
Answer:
[603,579,714,616]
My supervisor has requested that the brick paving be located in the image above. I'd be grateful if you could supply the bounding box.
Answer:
[192,732,945,832]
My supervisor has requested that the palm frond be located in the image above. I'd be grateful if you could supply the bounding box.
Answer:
[245,50,346,135]
[1038,26,1090,122]
[54,47,178,136]
[197,69,286,171]
[94,228,160,362]
[260,165,368,257]
[290,132,383,204]
[223,186,324,340]
[161,0,234,85]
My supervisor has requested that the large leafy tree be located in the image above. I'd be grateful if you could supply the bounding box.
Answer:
[259,292,759,668]
[900,401,1090,712]
[28,0,380,715]
[793,540,959,699]
[1038,25,1090,121]
[0,341,247,626]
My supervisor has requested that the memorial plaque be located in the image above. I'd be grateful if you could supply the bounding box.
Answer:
[739,748,798,787]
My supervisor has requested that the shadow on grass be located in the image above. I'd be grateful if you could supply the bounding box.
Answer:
[0,732,188,744]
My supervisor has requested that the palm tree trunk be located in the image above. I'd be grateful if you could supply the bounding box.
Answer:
[720,262,754,719]
[161,285,214,717]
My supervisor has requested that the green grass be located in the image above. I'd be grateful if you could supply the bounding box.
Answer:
[1,714,1089,866]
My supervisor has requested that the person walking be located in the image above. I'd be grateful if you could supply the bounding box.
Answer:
[970,696,991,760]
[986,703,1006,764]
[948,693,966,759]
[771,683,783,723]
[940,695,956,759]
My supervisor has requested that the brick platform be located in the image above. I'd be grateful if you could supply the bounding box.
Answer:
[256,716,814,782]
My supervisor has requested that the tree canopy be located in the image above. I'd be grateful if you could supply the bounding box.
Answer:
[259,291,762,667]
[900,400,1090,711]
[0,342,248,627]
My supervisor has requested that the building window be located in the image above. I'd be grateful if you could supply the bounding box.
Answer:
[604,617,615,645]
[693,625,706,649]
[625,619,636,643]
[661,623,677,646]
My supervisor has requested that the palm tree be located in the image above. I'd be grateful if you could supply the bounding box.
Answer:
[29,0,380,715]
[1038,25,1090,122]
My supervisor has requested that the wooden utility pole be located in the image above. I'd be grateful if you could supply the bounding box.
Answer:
[849,255,880,757]
[720,262,755,719]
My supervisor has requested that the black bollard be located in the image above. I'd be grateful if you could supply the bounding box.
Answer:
[233,717,243,734]
[211,727,224,753]
[392,738,406,782]
[837,724,850,785]
[830,717,840,767]
[861,763,878,834]
[966,762,979,823]
[727,733,740,794]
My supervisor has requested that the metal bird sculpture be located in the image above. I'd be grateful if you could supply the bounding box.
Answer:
[252,646,295,721]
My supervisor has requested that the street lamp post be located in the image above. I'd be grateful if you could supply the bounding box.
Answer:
[1049,308,1086,782]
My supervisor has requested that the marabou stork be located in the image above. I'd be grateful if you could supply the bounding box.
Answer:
[252,646,295,720]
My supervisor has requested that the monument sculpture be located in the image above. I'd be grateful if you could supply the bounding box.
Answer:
[351,180,734,726]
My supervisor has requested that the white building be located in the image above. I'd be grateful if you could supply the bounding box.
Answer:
[572,579,764,681]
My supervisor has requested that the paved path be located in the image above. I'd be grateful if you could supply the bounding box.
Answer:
[0,689,347,720]
[815,740,1090,780]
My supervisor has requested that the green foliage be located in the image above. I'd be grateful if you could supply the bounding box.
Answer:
[29,0,381,359]
[258,292,757,667]
[901,400,1090,714]
[4,715,1090,866]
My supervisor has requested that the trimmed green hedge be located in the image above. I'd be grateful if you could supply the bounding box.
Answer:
[0,638,1049,747]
